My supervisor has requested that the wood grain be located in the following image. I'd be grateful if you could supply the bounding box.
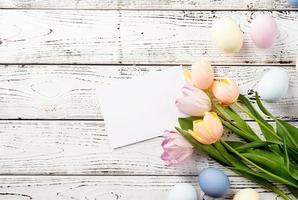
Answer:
[0,0,296,10]
[0,65,296,119]
[0,10,298,64]
[0,175,286,200]
[0,120,297,175]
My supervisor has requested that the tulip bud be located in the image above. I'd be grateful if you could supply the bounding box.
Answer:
[176,84,211,116]
[211,78,239,106]
[191,59,214,90]
[190,112,224,144]
[161,130,193,166]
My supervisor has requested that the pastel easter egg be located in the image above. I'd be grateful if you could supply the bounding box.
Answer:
[168,183,198,200]
[233,188,260,200]
[250,14,278,49]
[212,18,243,53]
[288,0,298,6]
[258,68,289,102]
[198,168,230,198]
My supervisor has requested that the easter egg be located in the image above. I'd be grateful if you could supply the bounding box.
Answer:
[288,0,298,6]
[233,188,260,200]
[250,14,278,49]
[212,18,243,53]
[258,68,289,102]
[198,168,230,198]
[168,183,198,200]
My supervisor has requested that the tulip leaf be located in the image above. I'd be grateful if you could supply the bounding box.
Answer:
[276,119,298,152]
[221,119,259,141]
[221,105,257,136]
[238,94,280,143]
[235,140,282,152]
[231,167,292,200]
[242,149,297,184]
[225,141,245,149]
[255,92,274,118]
[178,117,201,130]
[222,141,298,189]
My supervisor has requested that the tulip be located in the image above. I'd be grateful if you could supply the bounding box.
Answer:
[211,78,239,106]
[191,59,214,90]
[161,130,193,166]
[176,84,211,116]
[190,112,224,144]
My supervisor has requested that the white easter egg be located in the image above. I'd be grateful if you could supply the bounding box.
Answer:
[212,18,243,53]
[233,188,260,200]
[258,68,289,102]
[168,183,198,200]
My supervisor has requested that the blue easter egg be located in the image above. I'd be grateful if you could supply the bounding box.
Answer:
[258,68,289,103]
[198,168,230,198]
[289,0,298,6]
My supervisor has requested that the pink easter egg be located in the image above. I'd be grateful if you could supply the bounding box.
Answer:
[250,14,278,49]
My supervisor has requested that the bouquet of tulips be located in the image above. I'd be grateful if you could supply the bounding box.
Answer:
[161,60,298,200]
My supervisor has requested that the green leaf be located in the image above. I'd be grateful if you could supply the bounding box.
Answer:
[255,92,274,118]
[222,141,298,189]
[231,167,292,200]
[178,117,201,130]
[221,119,259,142]
[276,120,298,151]
[235,140,282,152]
[225,141,245,149]
[238,95,281,154]
[242,150,297,184]
[221,106,256,134]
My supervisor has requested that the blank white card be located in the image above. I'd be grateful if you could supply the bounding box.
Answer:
[97,67,185,148]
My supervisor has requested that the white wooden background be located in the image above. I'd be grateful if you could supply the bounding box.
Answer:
[0,1,297,199]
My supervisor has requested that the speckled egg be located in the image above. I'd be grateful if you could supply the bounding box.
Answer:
[212,18,243,53]
[250,14,278,49]
[168,183,198,200]
[258,68,289,102]
[198,168,230,198]
[289,0,298,6]
[233,188,260,200]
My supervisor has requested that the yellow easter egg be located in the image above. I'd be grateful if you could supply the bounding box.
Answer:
[212,18,243,53]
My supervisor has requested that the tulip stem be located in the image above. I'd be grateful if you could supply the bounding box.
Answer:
[234,102,280,140]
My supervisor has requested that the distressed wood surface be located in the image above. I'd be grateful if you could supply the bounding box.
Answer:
[0,175,286,200]
[0,0,297,10]
[0,65,296,120]
[0,120,297,175]
[0,10,298,65]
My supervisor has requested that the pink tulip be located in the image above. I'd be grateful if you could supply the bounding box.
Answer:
[190,112,224,144]
[161,130,193,166]
[211,78,240,106]
[191,59,214,90]
[176,84,211,116]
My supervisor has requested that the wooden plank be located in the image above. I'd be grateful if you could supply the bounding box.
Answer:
[0,120,297,175]
[0,65,296,120]
[0,0,296,10]
[0,175,284,200]
[0,10,297,64]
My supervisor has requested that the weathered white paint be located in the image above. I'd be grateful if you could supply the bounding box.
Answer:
[0,11,297,64]
[0,0,296,10]
[0,65,296,119]
[0,120,296,175]
[0,175,285,200]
